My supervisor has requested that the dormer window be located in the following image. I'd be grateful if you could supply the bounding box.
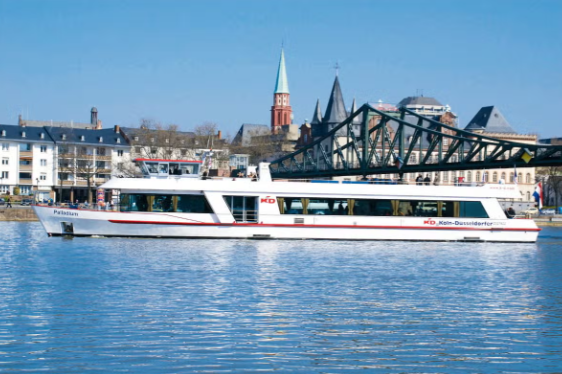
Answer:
[40,133,45,139]
[116,138,121,144]
[21,131,26,138]
[1,130,5,137]
[80,135,85,142]
[99,137,103,143]
[62,134,66,140]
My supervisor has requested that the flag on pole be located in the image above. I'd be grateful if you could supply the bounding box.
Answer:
[533,182,543,209]
[513,165,518,185]
[394,155,404,170]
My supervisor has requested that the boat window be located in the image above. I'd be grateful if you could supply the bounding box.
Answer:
[352,199,393,216]
[276,197,489,218]
[177,195,213,213]
[146,162,158,174]
[223,196,257,222]
[459,201,488,218]
[307,198,348,215]
[119,193,212,213]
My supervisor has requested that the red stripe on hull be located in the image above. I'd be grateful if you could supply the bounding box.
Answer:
[107,220,540,232]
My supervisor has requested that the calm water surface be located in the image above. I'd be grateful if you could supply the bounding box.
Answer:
[1,222,561,373]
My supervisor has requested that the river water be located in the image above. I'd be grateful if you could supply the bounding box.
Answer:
[1,222,561,373]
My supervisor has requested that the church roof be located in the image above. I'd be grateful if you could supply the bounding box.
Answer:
[464,106,516,134]
[274,49,289,94]
[350,98,362,124]
[398,96,443,107]
[232,124,270,146]
[323,76,347,124]
[311,99,322,125]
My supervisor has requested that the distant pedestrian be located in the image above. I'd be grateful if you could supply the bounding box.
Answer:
[424,175,431,186]
[415,174,423,186]
[433,175,440,186]
[6,196,12,208]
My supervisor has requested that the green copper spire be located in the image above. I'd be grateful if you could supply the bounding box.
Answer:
[274,48,289,94]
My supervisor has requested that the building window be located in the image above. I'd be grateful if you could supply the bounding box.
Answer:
[19,143,31,151]
[40,159,47,167]
[0,185,9,193]
[19,159,31,166]
[526,173,531,184]
[526,191,531,201]
[510,172,514,183]
[1,158,8,165]
[117,150,123,157]
[1,171,8,178]
[467,171,472,182]
[40,174,47,181]
[501,172,506,182]
[493,172,498,182]
[1,143,8,151]
[96,147,106,156]
[40,145,47,152]
[19,172,32,179]
[19,185,31,195]
[476,172,481,182]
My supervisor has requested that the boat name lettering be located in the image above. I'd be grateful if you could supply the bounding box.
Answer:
[260,196,276,204]
[53,210,78,217]
[438,220,492,227]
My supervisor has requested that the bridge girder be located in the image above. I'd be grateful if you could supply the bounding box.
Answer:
[269,104,562,179]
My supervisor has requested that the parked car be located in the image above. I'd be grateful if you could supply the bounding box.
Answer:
[522,207,539,216]
[20,199,33,206]
[0,198,5,206]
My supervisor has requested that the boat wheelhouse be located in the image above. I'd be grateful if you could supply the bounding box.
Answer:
[33,161,540,242]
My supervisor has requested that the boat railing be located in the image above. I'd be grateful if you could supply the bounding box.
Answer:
[231,209,258,223]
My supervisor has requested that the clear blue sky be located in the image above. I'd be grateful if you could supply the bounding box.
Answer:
[1,0,561,138]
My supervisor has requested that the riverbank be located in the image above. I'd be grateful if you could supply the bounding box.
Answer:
[0,207,38,221]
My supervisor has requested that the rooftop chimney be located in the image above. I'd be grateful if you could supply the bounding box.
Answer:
[90,107,98,126]
[217,130,222,139]
[114,125,120,134]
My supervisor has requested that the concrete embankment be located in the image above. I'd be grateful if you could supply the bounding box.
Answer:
[0,208,38,221]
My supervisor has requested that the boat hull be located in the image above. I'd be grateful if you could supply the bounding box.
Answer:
[34,206,540,243]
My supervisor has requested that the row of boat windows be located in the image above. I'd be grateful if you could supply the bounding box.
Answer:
[118,194,488,218]
[120,194,212,213]
[277,198,489,218]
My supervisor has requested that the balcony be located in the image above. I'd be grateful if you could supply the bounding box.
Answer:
[18,178,32,185]
[19,151,32,158]
[19,164,33,171]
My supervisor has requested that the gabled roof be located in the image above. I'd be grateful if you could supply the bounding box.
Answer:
[0,123,54,142]
[464,106,516,134]
[311,99,322,125]
[232,124,270,146]
[274,49,289,94]
[20,119,95,129]
[46,127,128,146]
[323,76,346,124]
[398,96,443,107]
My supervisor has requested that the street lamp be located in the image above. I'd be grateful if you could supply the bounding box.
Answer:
[35,177,39,203]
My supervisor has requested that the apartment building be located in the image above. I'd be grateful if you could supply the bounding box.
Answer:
[0,124,56,199]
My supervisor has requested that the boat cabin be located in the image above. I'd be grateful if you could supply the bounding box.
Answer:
[135,158,202,179]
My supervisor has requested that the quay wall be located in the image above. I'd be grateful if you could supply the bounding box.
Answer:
[0,208,38,221]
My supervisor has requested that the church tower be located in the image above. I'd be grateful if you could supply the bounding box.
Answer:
[271,49,292,133]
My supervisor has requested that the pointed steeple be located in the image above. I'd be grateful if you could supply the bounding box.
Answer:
[350,98,362,124]
[323,76,346,125]
[274,49,289,94]
[311,99,322,125]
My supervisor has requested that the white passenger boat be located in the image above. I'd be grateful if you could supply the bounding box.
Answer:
[33,159,540,242]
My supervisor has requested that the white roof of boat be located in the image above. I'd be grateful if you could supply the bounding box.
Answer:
[101,177,521,199]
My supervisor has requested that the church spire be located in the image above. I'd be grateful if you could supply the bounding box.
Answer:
[271,48,292,132]
[323,75,346,125]
[311,99,322,125]
[274,48,289,94]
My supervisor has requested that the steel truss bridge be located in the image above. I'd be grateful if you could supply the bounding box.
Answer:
[269,104,562,179]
